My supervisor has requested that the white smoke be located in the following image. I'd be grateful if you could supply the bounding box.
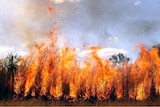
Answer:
[0,46,27,58]
[51,0,81,4]
[134,1,141,6]
[78,48,128,58]
[0,46,14,52]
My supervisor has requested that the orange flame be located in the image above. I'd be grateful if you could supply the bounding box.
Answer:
[13,2,160,101]
[12,24,160,101]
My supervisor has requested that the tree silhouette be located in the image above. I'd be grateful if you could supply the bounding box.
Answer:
[109,53,130,68]
[3,53,20,97]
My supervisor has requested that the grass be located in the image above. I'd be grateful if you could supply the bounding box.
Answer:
[0,98,160,106]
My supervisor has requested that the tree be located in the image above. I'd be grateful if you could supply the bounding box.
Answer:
[109,53,130,100]
[109,53,130,67]
[3,53,20,97]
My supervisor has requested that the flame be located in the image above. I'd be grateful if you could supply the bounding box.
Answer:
[13,25,160,101]
[12,2,160,101]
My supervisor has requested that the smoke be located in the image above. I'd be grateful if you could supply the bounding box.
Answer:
[82,0,160,60]
[78,48,128,58]
[51,0,81,4]
[0,0,160,60]
[52,0,160,60]
[0,0,52,54]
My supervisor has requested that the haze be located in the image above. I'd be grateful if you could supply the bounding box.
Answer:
[0,0,160,60]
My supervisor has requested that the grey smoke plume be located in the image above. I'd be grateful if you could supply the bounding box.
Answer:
[0,0,48,55]
[0,0,160,60]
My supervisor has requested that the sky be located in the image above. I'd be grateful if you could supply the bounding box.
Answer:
[0,0,160,60]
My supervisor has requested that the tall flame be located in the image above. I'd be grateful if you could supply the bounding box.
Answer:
[12,2,160,101]
[14,25,160,101]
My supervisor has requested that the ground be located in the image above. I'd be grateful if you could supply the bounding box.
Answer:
[0,98,160,106]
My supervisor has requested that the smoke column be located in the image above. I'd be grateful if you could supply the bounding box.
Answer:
[0,0,160,60]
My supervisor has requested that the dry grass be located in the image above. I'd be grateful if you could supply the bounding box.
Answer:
[0,98,160,106]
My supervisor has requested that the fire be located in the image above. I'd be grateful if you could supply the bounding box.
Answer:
[12,2,160,101]
[13,26,160,101]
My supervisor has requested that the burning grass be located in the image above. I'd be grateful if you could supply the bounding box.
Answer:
[0,1,160,106]
[0,25,160,106]
[0,25,160,103]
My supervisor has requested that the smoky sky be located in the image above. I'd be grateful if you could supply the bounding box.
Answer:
[0,0,160,60]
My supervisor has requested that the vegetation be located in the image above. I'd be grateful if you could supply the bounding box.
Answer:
[109,53,130,65]
[0,45,160,106]
[0,53,20,99]
[0,98,160,106]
